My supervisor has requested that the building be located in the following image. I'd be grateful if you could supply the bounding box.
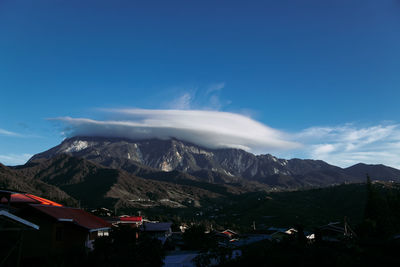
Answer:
[25,204,111,251]
[141,222,173,244]
[0,189,111,263]
[0,209,39,231]
[106,215,143,228]
[0,209,40,266]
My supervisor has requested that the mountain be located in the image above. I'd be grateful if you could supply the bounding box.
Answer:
[345,163,400,181]
[28,136,400,188]
[12,154,247,209]
[3,136,400,216]
[0,162,76,205]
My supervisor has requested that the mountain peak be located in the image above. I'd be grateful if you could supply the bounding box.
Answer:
[27,136,400,189]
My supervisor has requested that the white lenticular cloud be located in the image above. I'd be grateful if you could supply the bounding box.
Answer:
[52,109,300,153]
[50,109,400,168]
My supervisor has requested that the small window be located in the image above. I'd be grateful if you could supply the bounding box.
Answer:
[97,230,109,237]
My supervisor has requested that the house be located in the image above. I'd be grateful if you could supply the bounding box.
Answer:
[221,229,238,239]
[269,227,297,242]
[213,229,240,248]
[90,207,113,217]
[216,229,238,240]
[25,204,111,250]
[141,222,173,244]
[0,209,39,231]
[233,234,272,247]
[0,190,63,208]
[106,215,143,228]
[0,209,40,266]
[317,222,355,242]
[0,189,111,262]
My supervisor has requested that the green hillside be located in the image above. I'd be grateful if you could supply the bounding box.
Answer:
[135,183,373,231]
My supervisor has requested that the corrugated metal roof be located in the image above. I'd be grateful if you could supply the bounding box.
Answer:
[141,222,172,232]
[30,204,111,231]
[119,216,142,222]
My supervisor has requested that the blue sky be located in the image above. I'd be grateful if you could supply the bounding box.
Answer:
[1,0,400,168]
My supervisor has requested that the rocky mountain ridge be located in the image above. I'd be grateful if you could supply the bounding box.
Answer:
[29,136,400,187]
[9,154,239,209]
[2,136,400,210]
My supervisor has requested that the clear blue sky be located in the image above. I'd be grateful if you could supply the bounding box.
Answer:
[1,0,400,167]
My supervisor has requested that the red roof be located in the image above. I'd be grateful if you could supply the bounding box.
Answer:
[30,204,111,231]
[222,229,238,237]
[25,194,63,206]
[0,193,62,206]
[119,216,142,222]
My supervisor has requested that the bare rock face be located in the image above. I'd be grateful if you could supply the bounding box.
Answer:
[4,136,400,210]
[28,136,400,188]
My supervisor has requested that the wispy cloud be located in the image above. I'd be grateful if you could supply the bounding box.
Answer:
[292,124,400,168]
[52,109,300,153]
[0,128,21,137]
[0,153,32,166]
[168,92,194,109]
[167,82,228,111]
[205,82,225,95]
[0,127,41,138]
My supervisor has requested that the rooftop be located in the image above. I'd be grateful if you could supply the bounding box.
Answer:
[30,204,110,231]
[141,222,172,232]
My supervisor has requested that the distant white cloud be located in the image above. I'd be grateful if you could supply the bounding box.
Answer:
[52,109,300,153]
[168,92,194,110]
[0,128,21,137]
[0,128,41,138]
[167,82,228,111]
[292,124,400,168]
[0,153,32,166]
[206,82,225,94]
[50,107,400,169]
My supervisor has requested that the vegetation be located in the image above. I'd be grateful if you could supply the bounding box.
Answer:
[122,183,369,232]
[182,224,217,250]
[89,226,165,267]
[209,178,400,267]
[219,237,400,267]
[357,177,400,240]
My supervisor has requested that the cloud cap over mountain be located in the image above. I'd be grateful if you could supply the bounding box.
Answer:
[52,109,300,153]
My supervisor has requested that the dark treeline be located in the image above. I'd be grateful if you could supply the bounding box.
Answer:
[216,178,400,267]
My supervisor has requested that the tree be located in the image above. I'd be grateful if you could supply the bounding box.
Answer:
[90,225,165,267]
[183,224,216,250]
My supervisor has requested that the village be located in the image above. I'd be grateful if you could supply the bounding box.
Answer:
[0,189,363,267]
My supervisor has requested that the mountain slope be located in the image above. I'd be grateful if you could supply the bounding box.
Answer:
[15,154,241,209]
[0,163,76,205]
[345,163,400,181]
[29,136,399,188]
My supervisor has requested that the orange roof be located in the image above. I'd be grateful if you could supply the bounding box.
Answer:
[30,204,111,231]
[25,194,63,206]
[0,193,63,206]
